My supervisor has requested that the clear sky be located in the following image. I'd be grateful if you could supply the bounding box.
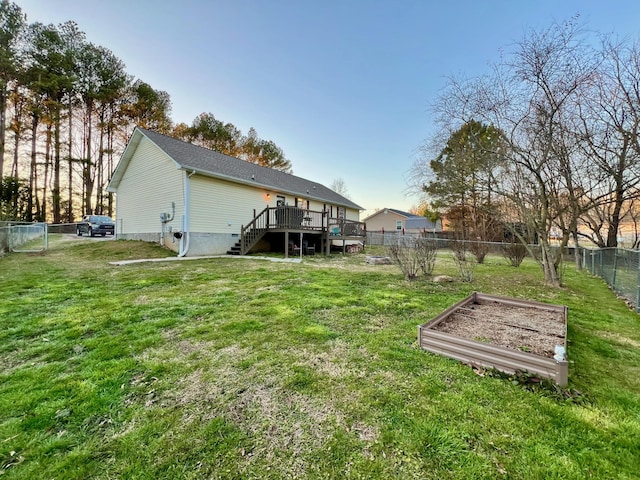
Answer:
[15,0,640,218]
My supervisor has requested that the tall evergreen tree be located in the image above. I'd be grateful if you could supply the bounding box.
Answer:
[0,0,25,182]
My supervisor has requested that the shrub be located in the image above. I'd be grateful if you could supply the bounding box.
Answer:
[502,241,528,267]
[415,236,438,275]
[469,239,489,264]
[450,238,476,282]
[388,236,438,281]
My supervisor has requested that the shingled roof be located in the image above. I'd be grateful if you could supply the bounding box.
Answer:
[108,127,362,210]
[363,208,417,221]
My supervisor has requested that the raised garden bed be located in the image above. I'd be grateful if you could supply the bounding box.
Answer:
[418,292,569,385]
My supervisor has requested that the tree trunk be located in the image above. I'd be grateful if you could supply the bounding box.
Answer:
[539,237,562,287]
[95,108,105,214]
[572,231,582,271]
[606,185,625,247]
[9,84,22,178]
[96,127,104,213]
[84,99,93,215]
[0,86,6,181]
[11,127,19,178]
[107,114,113,217]
[52,110,62,223]
[27,113,39,221]
[67,95,74,222]
[43,124,52,222]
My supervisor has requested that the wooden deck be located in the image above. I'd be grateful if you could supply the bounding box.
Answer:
[233,206,366,256]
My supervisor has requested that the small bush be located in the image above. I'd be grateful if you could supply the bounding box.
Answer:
[388,236,438,281]
[469,240,489,264]
[502,241,527,267]
[450,238,476,282]
[415,236,438,275]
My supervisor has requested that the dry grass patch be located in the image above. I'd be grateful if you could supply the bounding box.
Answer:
[130,331,381,477]
[157,368,364,477]
[599,331,640,349]
[134,295,149,305]
[287,341,354,379]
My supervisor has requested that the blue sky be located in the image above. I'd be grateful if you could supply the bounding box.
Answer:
[17,0,640,217]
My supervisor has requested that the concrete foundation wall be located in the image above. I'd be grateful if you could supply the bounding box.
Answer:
[182,232,239,256]
[116,232,237,256]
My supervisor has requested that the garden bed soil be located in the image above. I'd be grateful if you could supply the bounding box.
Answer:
[419,292,569,385]
[433,300,565,358]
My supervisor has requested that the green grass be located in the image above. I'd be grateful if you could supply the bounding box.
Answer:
[0,238,639,479]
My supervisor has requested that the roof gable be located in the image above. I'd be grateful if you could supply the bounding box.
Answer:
[109,127,362,210]
[363,208,418,222]
[405,216,439,230]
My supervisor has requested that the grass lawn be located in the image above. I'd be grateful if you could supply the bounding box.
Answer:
[1,237,639,479]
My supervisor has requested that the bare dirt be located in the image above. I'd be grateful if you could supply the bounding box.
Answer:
[432,301,566,358]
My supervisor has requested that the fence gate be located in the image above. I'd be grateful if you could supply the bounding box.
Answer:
[7,222,48,253]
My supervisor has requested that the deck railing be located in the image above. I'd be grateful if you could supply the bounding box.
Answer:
[240,207,270,254]
[240,207,366,254]
[268,206,326,230]
[327,218,366,237]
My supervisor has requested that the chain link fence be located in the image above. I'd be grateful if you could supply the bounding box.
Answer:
[366,231,524,255]
[369,231,640,310]
[581,247,640,311]
[0,221,48,254]
[0,222,80,255]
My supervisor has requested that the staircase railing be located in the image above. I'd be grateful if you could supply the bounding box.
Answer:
[240,207,270,255]
[241,207,362,255]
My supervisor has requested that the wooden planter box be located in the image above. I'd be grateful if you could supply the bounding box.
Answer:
[418,292,569,386]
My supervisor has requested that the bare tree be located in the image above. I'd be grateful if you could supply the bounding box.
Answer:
[330,177,349,199]
[575,37,640,247]
[419,19,599,286]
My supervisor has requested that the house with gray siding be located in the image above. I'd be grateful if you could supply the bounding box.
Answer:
[107,127,364,256]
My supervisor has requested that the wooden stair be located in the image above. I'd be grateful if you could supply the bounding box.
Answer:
[234,208,272,255]
[226,241,242,255]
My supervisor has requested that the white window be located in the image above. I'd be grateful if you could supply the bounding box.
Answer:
[396,220,402,230]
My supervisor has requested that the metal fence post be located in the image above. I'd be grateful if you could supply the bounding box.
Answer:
[599,249,603,277]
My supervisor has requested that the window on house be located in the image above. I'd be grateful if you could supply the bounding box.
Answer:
[396,220,402,230]
[276,195,286,207]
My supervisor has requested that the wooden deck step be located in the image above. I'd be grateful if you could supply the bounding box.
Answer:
[227,242,242,255]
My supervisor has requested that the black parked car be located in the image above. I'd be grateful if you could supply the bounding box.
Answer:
[77,215,115,237]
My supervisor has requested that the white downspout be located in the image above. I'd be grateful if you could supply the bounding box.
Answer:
[178,170,195,257]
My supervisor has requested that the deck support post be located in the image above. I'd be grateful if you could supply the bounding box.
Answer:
[284,231,289,259]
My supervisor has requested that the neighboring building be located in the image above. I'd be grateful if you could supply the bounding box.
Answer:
[107,127,364,256]
[363,208,442,234]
